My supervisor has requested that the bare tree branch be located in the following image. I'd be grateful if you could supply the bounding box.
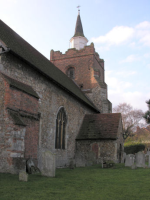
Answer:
[113,103,144,140]
[143,99,150,124]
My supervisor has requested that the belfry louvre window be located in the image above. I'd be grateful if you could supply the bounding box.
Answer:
[67,67,75,79]
[55,107,67,149]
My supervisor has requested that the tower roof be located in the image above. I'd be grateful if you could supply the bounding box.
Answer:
[74,11,85,37]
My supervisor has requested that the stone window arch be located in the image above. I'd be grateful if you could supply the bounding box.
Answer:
[55,107,67,149]
[66,67,75,79]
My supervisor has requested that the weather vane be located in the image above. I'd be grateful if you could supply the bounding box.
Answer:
[77,5,81,11]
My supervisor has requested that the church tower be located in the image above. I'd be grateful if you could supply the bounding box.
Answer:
[70,9,88,50]
[50,11,112,113]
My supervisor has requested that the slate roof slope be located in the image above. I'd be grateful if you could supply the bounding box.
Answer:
[0,20,98,112]
[2,73,39,98]
[74,13,85,37]
[76,113,122,140]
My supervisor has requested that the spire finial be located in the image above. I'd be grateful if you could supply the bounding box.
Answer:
[77,5,80,15]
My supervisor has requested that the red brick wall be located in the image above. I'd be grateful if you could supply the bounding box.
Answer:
[8,88,38,114]
[24,118,39,159]
[2,76,39,169]
[50,45,105,90]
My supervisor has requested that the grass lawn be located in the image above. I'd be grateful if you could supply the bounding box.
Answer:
[0,164,150,200]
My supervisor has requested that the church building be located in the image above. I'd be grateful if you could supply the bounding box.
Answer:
[0,11,124,174]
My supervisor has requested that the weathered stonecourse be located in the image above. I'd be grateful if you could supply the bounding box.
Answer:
[0,11,124,174]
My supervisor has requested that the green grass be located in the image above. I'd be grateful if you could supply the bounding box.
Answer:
[0,164,150,200]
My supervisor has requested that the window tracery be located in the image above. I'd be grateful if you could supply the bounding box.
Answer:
[55,107,67,149]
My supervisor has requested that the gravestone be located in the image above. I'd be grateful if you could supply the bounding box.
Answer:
[125,154,135,167]
[69,159,75,169]
[75,151,85,167]
[131,164,137,170]
[145,151,150,167]
[38,149,55,177]
[19,171,28,182]
[135,152,145,168]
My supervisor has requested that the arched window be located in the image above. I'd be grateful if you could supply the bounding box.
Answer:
[66,67,75,79]
[55,107,67,149]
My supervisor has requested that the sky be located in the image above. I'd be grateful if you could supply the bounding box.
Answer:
[0,0,150,112]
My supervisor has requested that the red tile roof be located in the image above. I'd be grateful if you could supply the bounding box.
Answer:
[76,113,122,140]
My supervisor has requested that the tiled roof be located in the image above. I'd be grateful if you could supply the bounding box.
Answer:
[73,14,85,37]
[2,73,39,98]
[0,20,98,112]
[76,113,122,140]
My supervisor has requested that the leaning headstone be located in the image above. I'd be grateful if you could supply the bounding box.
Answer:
[135,152,145,168]
[125,154,135,167]
[26,158,35,174]
[38,149,55,177]
[75,151,85,167]
[19,171,28,182]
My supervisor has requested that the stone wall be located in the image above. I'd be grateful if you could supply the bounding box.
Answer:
[76,118,124,164]
[0,52,95,172]
[86,86,112,113]
[76,140,117,164]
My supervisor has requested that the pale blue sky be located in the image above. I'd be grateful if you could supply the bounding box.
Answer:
[0,0,150,111]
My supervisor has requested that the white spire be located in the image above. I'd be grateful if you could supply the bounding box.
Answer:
[70,8,88,50]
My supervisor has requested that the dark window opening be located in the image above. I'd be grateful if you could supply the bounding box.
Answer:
[67,67,75,79]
